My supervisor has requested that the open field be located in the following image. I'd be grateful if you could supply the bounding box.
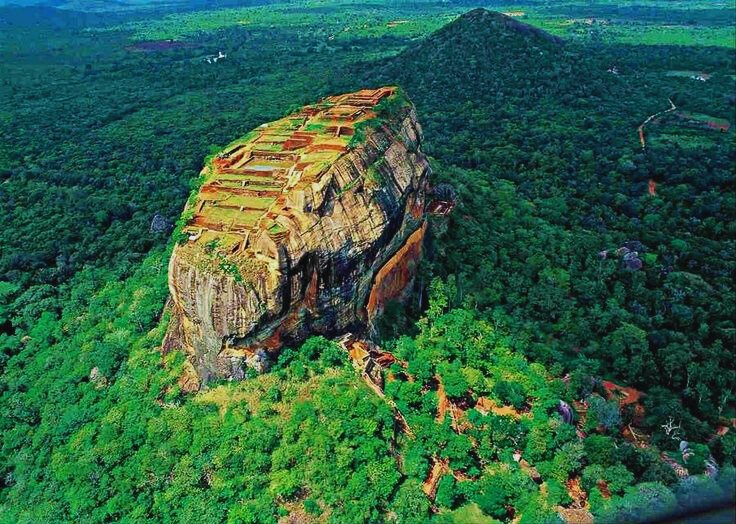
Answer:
[676,110,731,131]
[100,0,735,48]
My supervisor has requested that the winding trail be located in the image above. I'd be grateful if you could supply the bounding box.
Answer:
[339,335,482,505]
[337,334,415,439]
[638,98,677,149]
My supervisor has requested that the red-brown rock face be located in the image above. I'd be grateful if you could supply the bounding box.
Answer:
[366,222,426,320]
[163,88,429,387]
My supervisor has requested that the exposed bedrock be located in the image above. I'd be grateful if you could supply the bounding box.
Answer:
[163,89,430,388]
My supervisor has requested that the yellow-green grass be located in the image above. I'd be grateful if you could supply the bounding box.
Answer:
[304,122,329,132]
[217,178,283,189]
[214,194,275,208]
[251,142,283,152]
[205,206,266,227]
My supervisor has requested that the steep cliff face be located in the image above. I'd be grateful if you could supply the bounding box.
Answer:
[163,88,430,387]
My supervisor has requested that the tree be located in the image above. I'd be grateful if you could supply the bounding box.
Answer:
[390,480,430,524]
[438,361,469,400]
[585,395,621,433]
[603,323,653,385]
[598,482,677,523]
[436,475,459,509]
[581,464,634,496]
[583,435,617,466]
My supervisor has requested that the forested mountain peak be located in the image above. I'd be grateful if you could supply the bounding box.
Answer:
[372,7,575,114]
[366,7,588,171]
[446,7,563,46]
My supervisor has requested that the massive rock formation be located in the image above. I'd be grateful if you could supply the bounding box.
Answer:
[163,87,430,388]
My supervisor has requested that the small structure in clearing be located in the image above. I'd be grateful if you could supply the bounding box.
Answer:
[665,70,711,82]
[204,51,227,63]
[426,200,455,216]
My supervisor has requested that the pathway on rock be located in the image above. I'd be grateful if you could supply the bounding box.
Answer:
[338,334,415,439]
[422,457,449,500]
[638,98,677,149]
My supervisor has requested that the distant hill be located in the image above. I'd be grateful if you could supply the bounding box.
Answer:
[0,5,109,26]
[0,0,167,8]
[379,8,566,91]
[364,8,597,168]
[0,0,62,6]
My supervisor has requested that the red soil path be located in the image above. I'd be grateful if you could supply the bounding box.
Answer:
[638,98,677,149]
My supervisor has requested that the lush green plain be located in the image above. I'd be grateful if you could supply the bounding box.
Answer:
[0,1,734,522]
[104,0,736,48]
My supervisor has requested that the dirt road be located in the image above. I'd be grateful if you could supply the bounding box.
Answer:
[638,98,677,149]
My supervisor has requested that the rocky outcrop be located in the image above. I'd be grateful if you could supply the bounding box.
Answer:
[163,88,430,387]
[366,222,426,320]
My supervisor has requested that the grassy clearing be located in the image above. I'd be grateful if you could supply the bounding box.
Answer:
[665,70,708,78]
[651,133,719,150]
[677,111,731,127]
[196,367,343,419]
[206,206,266,227]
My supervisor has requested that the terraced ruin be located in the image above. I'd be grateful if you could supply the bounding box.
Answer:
[180,87,396,269]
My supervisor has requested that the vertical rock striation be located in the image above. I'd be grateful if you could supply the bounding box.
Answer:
[163,88,430,387]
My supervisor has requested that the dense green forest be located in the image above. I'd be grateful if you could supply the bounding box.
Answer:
[1,1,734,522]
[355,9,736,436]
